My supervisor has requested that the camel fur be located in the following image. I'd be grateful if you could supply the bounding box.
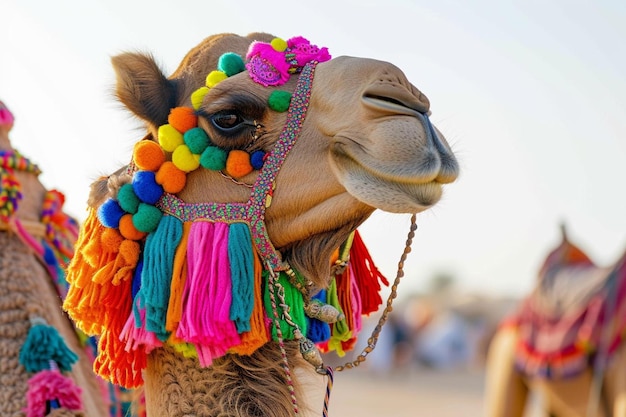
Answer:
[64,32,459,417]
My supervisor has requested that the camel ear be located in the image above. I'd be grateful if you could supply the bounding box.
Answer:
[111,52,177,127]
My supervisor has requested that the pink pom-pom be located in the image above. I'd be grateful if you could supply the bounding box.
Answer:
[25,370,83,417]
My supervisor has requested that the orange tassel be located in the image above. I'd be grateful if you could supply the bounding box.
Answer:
[166,222,191,332]
[229,248,269,355]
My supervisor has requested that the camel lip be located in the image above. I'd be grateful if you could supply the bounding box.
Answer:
[331,137,442,185]
[329,141,444,212]
[362,84,429,115]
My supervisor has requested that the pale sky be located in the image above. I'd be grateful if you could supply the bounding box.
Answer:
[2,0,625,298]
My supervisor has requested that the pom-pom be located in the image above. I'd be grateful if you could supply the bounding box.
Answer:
[172,145,201,172]
[132,171,164,205]
[117,183,140,214]
[250,150,266,170]
[0,102,15,129]
[200,146,228,171]
[19,319,78,373]
[218,52,246,76]
[119,214,147,241]
[191,87,209,110]
[225,150,253,178]
[133,203,163,233]
[206,70,228,88]
[168,107,197,133]
[98,198,125,228]
[271,37,288,52]
[158,124,184,152]
[25,369,83,416]
[101,227,124,252]
[268,91,292,112]
[183,127,210,154]
[133,140,165,171]
[156,161,187,194]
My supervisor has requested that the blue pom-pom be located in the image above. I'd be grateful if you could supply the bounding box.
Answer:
[98,198,125,228]
[132,203,163,233]
[218,52,246,76]
[250,150,266,170]
[132,171,164,205]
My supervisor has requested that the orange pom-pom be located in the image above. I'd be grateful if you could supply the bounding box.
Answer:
[101,227,124,252]
[156,161,187,194]
[133,140,165,172]
[119,214,147,241]
[168,107,197,133]
[225,150,253,178]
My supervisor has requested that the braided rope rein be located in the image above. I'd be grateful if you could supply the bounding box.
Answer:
[270,213,418,416]
[334,213,417,372]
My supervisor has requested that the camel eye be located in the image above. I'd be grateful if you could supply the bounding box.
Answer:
[211,111,244,132]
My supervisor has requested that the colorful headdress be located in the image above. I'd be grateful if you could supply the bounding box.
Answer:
[63,36,387,389]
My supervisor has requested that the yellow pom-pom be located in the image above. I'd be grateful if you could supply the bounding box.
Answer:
[158,124,184,152]
[206,71,228,88]
[191,87,209,110]
[172,145,201,173]
[133,140,165,172]
[271,38,287,52]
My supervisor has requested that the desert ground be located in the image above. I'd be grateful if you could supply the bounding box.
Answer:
[327,366,542,417]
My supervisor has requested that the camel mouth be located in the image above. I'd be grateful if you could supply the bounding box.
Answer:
[330,142,444,213]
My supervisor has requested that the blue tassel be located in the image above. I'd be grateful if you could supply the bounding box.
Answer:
[228,223,255,333]
[19,318,78,372]
[136,215,183,341]
[307,290,331,342]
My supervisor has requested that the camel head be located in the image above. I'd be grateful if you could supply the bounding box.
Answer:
[64,32,458,414]
[95,32,457,284]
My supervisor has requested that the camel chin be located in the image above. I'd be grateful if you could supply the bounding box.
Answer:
[341,169,443,213]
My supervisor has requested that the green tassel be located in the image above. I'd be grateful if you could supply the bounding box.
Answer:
[263,271,308,340]
[19,318,78,372]
[228,223,255,333]
[139,215,183,341]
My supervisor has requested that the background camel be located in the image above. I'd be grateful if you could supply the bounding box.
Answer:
[484,225,626,417]
[0,101,139,416]
[63,32,459,417]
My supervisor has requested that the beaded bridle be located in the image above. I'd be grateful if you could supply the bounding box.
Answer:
[65,36,418,417]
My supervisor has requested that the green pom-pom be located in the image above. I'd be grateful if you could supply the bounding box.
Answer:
[200,146,228,171]
[268,91,292,112]
[19,320,78,373]
[184,127,210,154]
[218,52,246,77]
[132,203,163,233]
[118,183,140,214]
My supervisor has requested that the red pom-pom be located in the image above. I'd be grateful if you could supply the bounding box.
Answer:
[168,107,197,133]
[133,140,165,171]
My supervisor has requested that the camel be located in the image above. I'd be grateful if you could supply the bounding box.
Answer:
[63,32,459,417]
[484,225,626,417]
[0,101,105,415]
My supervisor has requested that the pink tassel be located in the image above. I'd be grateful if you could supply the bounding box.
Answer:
[178,222,240,366]
[25,369,83,416]
[349,265,363,335]
[120,304,163,354]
